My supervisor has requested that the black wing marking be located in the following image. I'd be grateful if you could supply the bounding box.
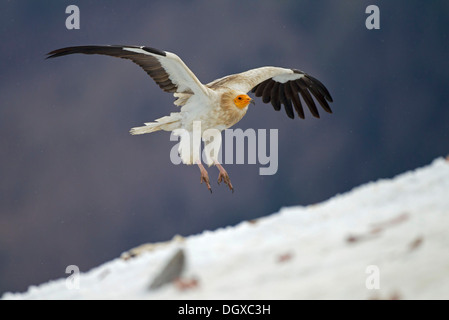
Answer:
[251,69,333,119]
[47,45,181,94]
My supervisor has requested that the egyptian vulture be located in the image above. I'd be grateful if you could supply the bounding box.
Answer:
[47,45,333,192]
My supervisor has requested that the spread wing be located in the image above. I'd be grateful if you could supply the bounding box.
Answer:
[46,45,210,98]
[208,66,333,119]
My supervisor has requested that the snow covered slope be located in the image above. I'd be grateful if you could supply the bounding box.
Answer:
[3,158,449,300]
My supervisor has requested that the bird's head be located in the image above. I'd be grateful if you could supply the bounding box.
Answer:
[233,94,255,109]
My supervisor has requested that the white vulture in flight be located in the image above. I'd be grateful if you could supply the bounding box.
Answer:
[47,45,333,193]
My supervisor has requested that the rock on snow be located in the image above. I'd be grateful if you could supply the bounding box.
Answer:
[3,158,449,300]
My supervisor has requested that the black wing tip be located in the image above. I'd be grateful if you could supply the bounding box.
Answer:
[323,91,333,103]
[306,74,333,102]
[310,110,321,119]
[46,48,71,59]
[46,45,104,59]
[45,45,167,60]
[293,69,333,102]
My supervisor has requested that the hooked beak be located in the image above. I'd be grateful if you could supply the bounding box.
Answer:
[250,99,255,106]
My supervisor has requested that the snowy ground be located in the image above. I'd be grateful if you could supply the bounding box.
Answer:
[3,157,449,300]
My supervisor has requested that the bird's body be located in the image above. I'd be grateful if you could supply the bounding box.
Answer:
[47,45,333,192]
[136,87,247,134]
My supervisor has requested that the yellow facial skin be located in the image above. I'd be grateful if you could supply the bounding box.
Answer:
[233,94,254,109]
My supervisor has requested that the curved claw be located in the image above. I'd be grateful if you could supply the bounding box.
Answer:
[201,174,212,193]
[197,162,212,193]
[218,171,234,193]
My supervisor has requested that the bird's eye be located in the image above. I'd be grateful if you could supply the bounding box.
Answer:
[238,97,242,100]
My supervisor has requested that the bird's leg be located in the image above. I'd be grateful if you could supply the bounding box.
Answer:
[215,161,234,193]
[197,161,212,193]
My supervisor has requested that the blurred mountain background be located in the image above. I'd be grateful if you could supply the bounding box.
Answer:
[0,0,448,294]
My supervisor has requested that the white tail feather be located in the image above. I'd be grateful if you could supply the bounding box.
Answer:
[129,112,182,135]
[129,124,161,135]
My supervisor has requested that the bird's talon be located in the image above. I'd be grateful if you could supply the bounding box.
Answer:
[199,168,212,193]
[217,171,233,192]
